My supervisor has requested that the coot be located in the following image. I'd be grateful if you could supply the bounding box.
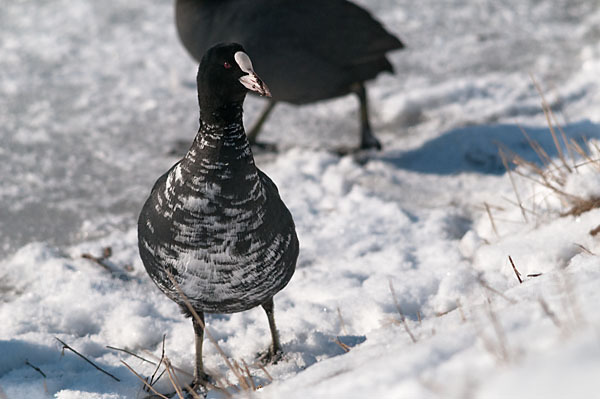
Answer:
[138,42,299,390]
[175,0,404,151]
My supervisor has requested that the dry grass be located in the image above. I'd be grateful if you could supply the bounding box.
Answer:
[56,337,120,382]
[25,360,48,395]
[508,256,523,284]
[113,270,273,398]
[389,279,418,343]
[487,77,600,232]
[476,275,517,305]
[118,269,270,398]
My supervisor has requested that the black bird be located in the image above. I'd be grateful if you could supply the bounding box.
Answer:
[175,0,404,152]
[138,43,299,390]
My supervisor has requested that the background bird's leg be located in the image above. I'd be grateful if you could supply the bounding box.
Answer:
[354,83,382,150]
[261,297,283,363]
[192,312,210,386]
[247,100,277,147]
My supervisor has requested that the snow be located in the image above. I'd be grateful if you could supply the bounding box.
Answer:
[1,0,600,398]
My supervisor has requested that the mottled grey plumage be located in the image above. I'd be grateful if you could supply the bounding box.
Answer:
[139,112,297,313]
[138,43,298,390]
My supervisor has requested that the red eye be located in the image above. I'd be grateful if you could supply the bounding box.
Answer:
[224,62,232,69]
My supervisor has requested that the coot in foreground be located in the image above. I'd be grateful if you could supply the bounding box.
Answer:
[175,0,404,152]
[138,43,299,391]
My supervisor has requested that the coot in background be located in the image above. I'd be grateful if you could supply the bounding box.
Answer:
[138,43,299,391]
[175,0,404,151]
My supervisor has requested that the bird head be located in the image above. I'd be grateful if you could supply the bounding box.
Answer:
[197,43,271,114]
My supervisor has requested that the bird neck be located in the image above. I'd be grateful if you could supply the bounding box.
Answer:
[199,100,244,126]
[180,103,256,183]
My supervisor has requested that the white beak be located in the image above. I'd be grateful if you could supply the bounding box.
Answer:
[235,51,271,97]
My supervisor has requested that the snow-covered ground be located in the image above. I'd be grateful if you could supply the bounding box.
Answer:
[1,0,600,398]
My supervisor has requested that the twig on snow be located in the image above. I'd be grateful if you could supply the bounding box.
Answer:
[484,202,499,237]
[388,279,417,343]
[334,337,351,353]
[25,360,47,378]
[538,298,561,328]
[106,345,156,366]
[336,307,349,336]
[55,337,120,382]
[121,360,168,399]
[508,256,523,284]
[476,277,517,304]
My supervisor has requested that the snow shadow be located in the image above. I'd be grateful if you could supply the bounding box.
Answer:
[286,331,366,369]
[377,120,600,175]
[0,340,58,376]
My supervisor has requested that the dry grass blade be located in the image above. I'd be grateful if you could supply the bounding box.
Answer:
[25,360,49,394]
[149,335,167,388]
[538,298,561,328]
[164,357,205,399]
[256,363,273,383]
[334,337,351,353]
[477,276,517,304]
[499,195,540,218]
[232,360,250,391]
[549,99,577,170]
[574,243,595,256]
[121,360,169,399]
[484,202,499,237]
[388,279,417,343]
[213,375,236,396]
[181,381,204,399]
[560,197,600,217]
[25,360,47,378]
[527,273,543,278]
[518,125,557,171]
[142,350,194,379]
[558,273,585,327]
[498,148,528,222]
[457,299,466,322]
[508,256,523,284]
[55,337,120,382]
[530,73,573,172]
[163,357,185,399]
[106,345,156,366]
[484,298,510,362]
[242,360,257,391]
[508,163,580,203]
[569,138,600,171]
[81,253,114,273]
[336,307,349,336]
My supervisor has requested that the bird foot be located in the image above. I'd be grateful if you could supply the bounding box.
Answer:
[256,346,284,365]
[360,134,383,152]
[143,385,207,399]
[190,370,214,390]
[142,373,212,399]
[184,380,209,399]
[331,145,380,157]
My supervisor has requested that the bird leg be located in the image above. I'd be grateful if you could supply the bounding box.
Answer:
[258,297,284,364]
[354,83,382,151]
[191,313,211,388]
[247,100,277,151]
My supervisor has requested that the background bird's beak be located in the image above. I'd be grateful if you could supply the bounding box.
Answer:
[239,73,271,97]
